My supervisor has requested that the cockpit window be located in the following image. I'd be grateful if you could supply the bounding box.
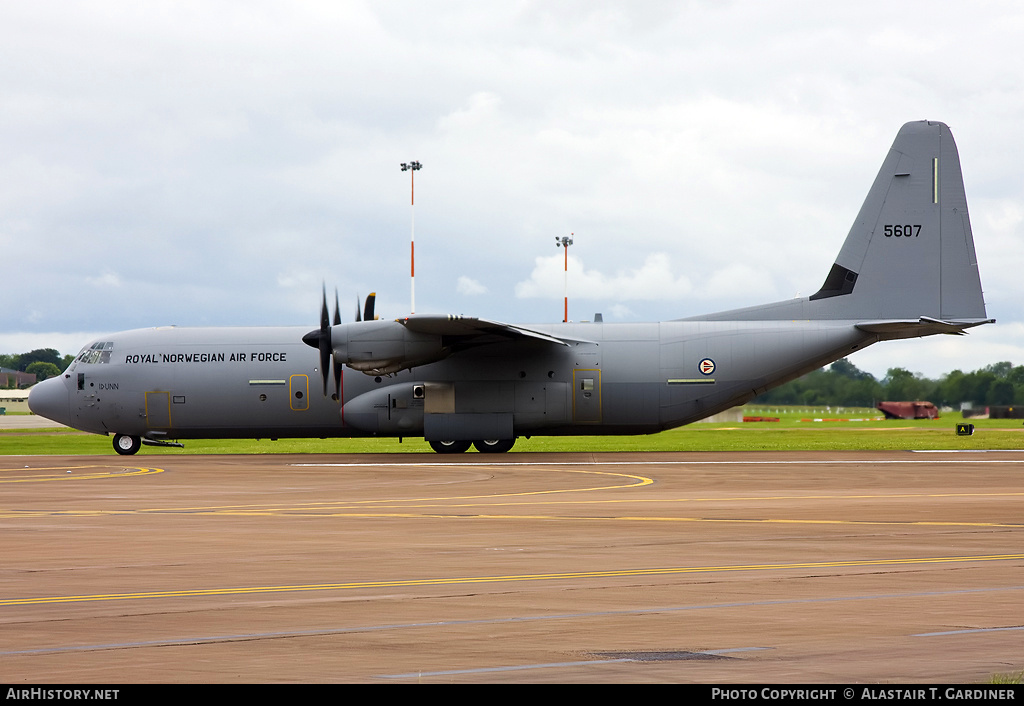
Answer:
[76,341,114,365]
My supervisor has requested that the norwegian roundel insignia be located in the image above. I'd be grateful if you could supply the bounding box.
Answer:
[699,358,716,375]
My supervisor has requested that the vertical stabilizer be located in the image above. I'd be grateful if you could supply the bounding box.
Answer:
[809,120,986,322]
[689,121,990,329]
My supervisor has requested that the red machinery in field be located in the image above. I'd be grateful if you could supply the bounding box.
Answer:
[877,401,939,420]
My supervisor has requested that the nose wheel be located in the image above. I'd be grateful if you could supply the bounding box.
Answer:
[113,434,141,455]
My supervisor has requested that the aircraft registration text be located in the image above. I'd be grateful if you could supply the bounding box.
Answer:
[124,352,288,364]
[883,224,921,237]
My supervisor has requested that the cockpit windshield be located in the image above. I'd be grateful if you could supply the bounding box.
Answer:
[75,341,114,365]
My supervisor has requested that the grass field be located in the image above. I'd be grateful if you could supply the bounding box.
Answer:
[2,405,1019,455]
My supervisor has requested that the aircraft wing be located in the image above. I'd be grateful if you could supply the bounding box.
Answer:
[396,315,572,346]
[855,316,995,340]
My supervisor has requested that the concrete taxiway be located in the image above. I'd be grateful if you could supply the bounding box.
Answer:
[1,450,1022,683]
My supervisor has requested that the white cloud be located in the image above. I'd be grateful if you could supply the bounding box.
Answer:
[437,92,503,132]
[702,263,778,302]
[456,276,487,295]
[983,200,1024,234]
[515,252,692,301]
[609,304,635,320]
[86,271,121,288]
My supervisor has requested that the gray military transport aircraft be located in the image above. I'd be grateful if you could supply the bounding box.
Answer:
[29,120,992,455]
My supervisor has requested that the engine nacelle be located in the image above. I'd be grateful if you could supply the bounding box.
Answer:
[331,320,448,375]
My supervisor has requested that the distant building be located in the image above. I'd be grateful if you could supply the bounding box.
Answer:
[0,368,36,389]
[877,401,939,420]
[0,389,31,413]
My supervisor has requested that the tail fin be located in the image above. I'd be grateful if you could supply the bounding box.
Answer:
[691,121,992,331]
[809,120,988,323]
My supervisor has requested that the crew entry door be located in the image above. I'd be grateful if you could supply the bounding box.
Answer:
[573,369,601,423]
[145,391,171,430]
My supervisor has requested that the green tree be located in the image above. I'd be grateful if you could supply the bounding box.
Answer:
[755,358,882,406]
[882,368,934,401]
[18,348,62,371]
[830,358,873,381]
[25,361,61,382]
[989,379,1015,405]
[754,359,1024,409]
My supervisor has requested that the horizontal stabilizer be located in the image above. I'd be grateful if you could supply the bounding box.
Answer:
[856,316,995,340]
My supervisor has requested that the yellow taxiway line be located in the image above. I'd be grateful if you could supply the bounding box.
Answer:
[3,553,1022,607]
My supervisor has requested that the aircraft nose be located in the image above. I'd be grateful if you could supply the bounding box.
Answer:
[28,376,72,426]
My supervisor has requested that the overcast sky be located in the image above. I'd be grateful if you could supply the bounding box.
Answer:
[2,1,1022,378]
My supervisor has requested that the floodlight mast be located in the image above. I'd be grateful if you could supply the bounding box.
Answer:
[555,233,573,323]
[400,161,422,313]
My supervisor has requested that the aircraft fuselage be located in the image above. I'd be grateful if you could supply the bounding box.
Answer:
[36,319,871,443]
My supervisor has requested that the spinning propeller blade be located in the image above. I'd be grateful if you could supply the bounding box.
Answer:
[364,292,376,322]
[318,286,332,396]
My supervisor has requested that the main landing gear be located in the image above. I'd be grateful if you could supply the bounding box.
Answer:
[472,438,515,453]
[428,438,516,454]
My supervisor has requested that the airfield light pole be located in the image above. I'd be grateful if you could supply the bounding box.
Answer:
[555,233,573,322]
[401,161,422,313]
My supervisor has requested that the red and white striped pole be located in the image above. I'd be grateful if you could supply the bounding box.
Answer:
[401,161,422,313]
[555,233,574,323]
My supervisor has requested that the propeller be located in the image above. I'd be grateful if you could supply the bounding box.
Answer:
[302,289,379,399]
[356,292,376,322]
[332,289,342,397]
[301,285,343,398]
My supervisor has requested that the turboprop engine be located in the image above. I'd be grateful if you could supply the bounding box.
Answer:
[326,319,448,376]
[301,289,451,397]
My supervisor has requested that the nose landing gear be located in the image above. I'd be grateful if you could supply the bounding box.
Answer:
[113,434,141,455]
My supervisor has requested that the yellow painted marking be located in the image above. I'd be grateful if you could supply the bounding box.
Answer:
[144,390,172,429]
[0,466,163,483]
[3,465,1020,524]
[139,511,1019,528]
[3,553,1022,607]
[610,516,1024,528]
[0,467,650,518]
[289,374,309,411]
